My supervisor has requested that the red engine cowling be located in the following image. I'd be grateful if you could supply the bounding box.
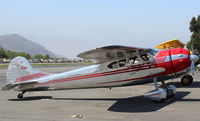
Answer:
[155,48,190,74]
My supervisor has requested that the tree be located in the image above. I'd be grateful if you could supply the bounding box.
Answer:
[0,48,7,58]
[5,50,16,59]
[187,15,200,55]
[0,48,32,59]
[44,54,50,59]
[34,54,44,60]
[17,52,31,59]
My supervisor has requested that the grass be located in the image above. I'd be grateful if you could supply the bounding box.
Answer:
[0,64,8,68]
[0,62,94,68]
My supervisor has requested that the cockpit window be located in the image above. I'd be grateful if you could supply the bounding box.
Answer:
[140,54,149,61]
[108,61,118,69]
[108,54,151,69]
[119,59,126,67]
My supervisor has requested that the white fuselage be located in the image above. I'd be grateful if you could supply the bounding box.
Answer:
[18,60,168,92]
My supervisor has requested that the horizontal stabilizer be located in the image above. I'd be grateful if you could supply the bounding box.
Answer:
[2,80,38,91]
[2,83,17,91]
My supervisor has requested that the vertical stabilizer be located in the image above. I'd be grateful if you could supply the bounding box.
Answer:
[7,56,42,84]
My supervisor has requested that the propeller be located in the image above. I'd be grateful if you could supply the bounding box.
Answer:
[190,54,200,75]
[190,44,199,75]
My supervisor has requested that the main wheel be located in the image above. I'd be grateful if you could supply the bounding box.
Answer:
[17,93,23,99]
[181,75,193,86]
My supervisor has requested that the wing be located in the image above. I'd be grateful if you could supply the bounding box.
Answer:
[77,45,154,63]
[155,39,185,49]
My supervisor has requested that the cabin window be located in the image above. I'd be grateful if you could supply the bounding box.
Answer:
[127,56,137,65]
[108,61,118,69]
[140,54,149,61]
[119,59,126,67]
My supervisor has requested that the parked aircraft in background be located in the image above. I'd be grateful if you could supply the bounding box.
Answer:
[2,41,199,101]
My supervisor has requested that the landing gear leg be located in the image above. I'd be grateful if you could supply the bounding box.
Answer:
[17,91,25,99]
[161,81,167,88]
[153,78,159,90]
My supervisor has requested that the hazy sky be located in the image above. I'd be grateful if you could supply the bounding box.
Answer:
[0,0,199,58]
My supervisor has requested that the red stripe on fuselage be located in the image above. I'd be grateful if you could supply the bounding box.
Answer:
[97,73,162,84]
[15,72,49,82]
[39,64,157,85]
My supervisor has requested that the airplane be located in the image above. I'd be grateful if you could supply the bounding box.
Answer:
[1,45,200,102]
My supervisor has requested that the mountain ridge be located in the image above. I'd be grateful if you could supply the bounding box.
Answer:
[0,34,58,57]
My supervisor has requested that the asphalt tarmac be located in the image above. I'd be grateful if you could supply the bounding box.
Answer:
[1,66,200,121]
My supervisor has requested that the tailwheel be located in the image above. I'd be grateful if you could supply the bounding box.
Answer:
[181,75,193,86]
[17,91,25,99]
[17,93,23,99]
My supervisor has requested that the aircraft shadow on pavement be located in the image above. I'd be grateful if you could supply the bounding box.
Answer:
[8,96,52,101]
[167,81,200,88]
[107,91,190,113]
[8,91,200,113]
[53,91,199,113]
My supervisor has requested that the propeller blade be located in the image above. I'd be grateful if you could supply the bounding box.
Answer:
[191,60,195,75]
[190,54,200,75]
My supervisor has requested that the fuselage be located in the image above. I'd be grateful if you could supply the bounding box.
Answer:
[18,48,191,92]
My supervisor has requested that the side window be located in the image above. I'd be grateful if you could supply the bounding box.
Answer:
[127,56,137,65]
[140,54,149,61]
[119,59,126,67]
[108,61,118,69]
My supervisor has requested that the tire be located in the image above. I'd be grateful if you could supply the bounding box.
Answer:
[17,93,23,99]
[181,75,193,86]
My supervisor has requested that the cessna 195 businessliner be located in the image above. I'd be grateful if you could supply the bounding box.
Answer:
[2,44,199,101]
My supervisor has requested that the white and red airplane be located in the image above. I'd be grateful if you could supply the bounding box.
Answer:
[2,45,199,101]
